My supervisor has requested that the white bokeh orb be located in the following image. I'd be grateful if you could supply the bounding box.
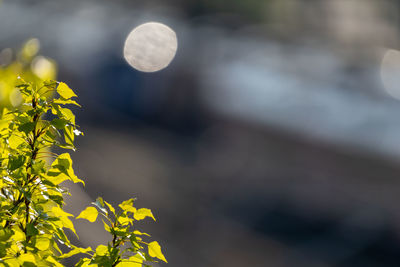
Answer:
[123,22,178,72]
[381,49,400,100]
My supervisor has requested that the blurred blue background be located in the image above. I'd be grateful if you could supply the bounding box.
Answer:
[3,0,400,266]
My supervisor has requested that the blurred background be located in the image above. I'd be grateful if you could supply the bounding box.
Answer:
[2,0,400,266]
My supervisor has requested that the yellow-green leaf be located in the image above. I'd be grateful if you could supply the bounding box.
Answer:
[104,200,115,215]
[59,246,92,259]
[47,153,84,185]
[134,208,155,221]
[45,256,65,267]
[102,220,111,233]
[116,254,143,267]
[117,215,132,226]
[57,82,77,99]
[18,253,36,264]
[50,206,77,236]
[35,237,50,250]
[8,135,25,149]
[4,258,19,267]
[95,245,108,256]
[53,98,81,107]
[78,259,97,267]
[133,230,150,237]
[148,241,167,263]
[118,198,137,213]
[77,207,98,223]
[59,107,75,124]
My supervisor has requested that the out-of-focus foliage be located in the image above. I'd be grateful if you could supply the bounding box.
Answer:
[0,77,166,266]
[0,39,57,109]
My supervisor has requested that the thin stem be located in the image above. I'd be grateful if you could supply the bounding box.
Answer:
[22,96,41,252]
[110,212,124,266]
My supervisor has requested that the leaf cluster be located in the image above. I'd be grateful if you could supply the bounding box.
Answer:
[0,78,166,266]
[75,197,167,266]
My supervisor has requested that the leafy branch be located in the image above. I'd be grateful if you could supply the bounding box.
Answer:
[0,77,166,266]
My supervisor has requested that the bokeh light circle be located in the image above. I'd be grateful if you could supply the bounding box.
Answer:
[123,22,178,72]
[381,49,400,100]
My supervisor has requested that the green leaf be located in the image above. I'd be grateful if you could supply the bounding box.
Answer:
[26,223,39,237]
[8,155,26,171]
[148,241,167,263]
[31,160,46,175]
[57,82,77,99]
[0,229,13,242]
[50,118,68,129]
[77,207,98,223]
[18,122,35,134]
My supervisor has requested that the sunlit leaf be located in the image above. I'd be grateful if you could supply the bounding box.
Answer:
[50,206,77,236]
[18,253,36,265]
[117,215,132,226]
[102,220,111,233]
[4,258,20,267]
[133,230,150,237]
[59,107,75,124]
[45,256,65,267]
[35,237,50,250]
[134,208,155,221]
[59,246,92,259]
[77,207,98,223]
[57,82,77,99]
[104,200,115,215]
[148,241,167,263]
[116,254,143,267]
[53,98,81,107]
[8,135,25,149]
[95,245,108,256]
[47,153,84,185]
[118,198,137,213]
